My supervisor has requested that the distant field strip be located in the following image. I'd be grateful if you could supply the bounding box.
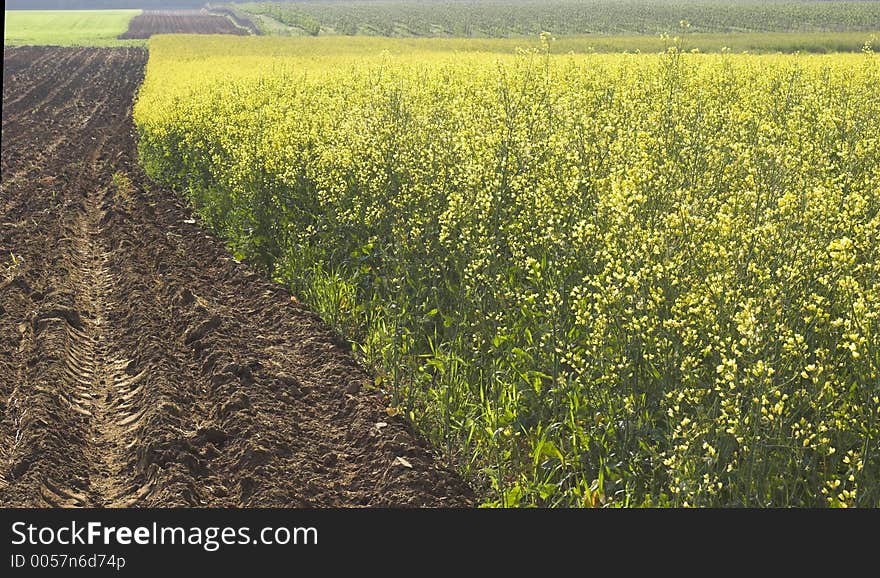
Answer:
[556,31,879,53]
[119,10,251,40]
[3,10,142,47]
[233,0,880,37]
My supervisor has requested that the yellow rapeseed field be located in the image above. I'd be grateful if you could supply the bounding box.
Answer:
[136,35,880,507]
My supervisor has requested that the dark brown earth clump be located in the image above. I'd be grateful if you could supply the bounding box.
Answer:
[0,46,473,507]
[119,10,249,39]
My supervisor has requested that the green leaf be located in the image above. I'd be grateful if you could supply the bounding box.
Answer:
[534,440,565,464]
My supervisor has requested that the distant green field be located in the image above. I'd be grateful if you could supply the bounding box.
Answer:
[234,0,880,37]
[551,30,879,54]
[293,30,878,54]
[242,10,878,53]
[227,0,879,54]
[3,10,143,47]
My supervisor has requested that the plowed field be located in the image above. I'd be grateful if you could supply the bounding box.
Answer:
[119,10,248,39]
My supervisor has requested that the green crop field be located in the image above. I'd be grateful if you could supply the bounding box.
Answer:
[232,0,880,37]
[3,10,143,46]
[135,35,880,507]
[227,1,880,53]
[553,31,879,53]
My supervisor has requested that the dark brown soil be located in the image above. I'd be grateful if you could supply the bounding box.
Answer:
[119,10,249,39]
[0,46,473,508]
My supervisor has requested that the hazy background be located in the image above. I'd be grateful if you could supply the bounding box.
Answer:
[5,1,206,8]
